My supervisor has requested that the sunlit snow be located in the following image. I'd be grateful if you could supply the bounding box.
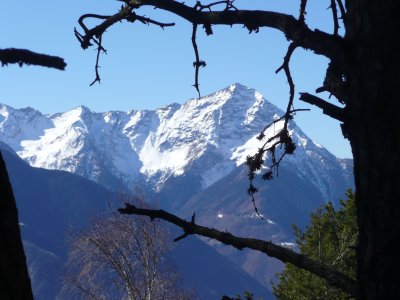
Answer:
[0,83,348,198]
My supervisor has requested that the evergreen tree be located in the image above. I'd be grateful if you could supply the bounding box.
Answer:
[272,190,356,299]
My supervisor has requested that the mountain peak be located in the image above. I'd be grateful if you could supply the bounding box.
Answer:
[229,82,250,90]
[0,85,352,201]
[0,103,11,111]
[70,105,92,115]
[55,105,93,125]
[184,83,258,112]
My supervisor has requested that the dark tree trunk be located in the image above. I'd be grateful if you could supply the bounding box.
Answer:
[0,152,34,299]
[345,1,399,298]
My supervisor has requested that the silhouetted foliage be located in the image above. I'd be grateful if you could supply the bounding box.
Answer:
[222,290,263,300]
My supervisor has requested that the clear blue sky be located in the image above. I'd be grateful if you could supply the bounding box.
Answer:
[0,0,352,158]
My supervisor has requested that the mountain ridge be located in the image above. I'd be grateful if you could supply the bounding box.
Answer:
[0,83,354,293]
[0,83,352,205]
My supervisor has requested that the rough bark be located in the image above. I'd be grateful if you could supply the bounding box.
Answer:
[0,152,34,299]
[344,1,399,298]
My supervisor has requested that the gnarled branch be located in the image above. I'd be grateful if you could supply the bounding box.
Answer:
[118,203,356,297]
[75,5,174,84]
[127,0,345,61]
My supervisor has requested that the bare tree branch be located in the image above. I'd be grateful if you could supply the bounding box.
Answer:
[0,48,66,70]
[75,5,174,84]
[275,42,297,128]
[335,0,347,29]
[125,0,345,61]
[299,92,345,122]
[299,0,308,23]
[244,41,300,215]
[235,40,300,218]
[118,203,356,297]
[191,23,206,98]
[76,10,175,50]
[90,35,106,86]
[330,0,340,36]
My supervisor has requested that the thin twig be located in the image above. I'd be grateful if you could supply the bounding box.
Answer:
[135,15,175,28]
[299,0,308,23]
[258,109,309,140]
[335,0,347,29]
[330,0,339,36]
[196,0,238,11]
[245,42,299,216]
[75,5,174,85]
[275,42,297,128]
[191,23,205,98]
[250,192,265,220]
[90,35,106,86]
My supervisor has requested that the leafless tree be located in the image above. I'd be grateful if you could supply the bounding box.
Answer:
[63,197,194,300]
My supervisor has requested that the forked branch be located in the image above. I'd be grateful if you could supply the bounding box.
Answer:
[124,0,344,60]
[75,5,174,84]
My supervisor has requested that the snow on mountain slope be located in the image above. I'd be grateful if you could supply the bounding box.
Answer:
[0,104,52,151]
[0,83,352,201]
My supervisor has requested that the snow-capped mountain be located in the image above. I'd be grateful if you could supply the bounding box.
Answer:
[0,83,351,206]
[1,83,354,292]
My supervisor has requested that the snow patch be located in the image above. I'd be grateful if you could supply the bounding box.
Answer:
[231,119,285,166]
[295,133,308,148]
[313,140,323,148]
[201,161,234,189]
[280,242,296,249]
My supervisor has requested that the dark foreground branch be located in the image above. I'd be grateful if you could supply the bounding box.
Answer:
[131,0,344,61]
[119,204,356,296]
[0,152,34,299]
[0,48,66,70]
[299,92,345,122]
